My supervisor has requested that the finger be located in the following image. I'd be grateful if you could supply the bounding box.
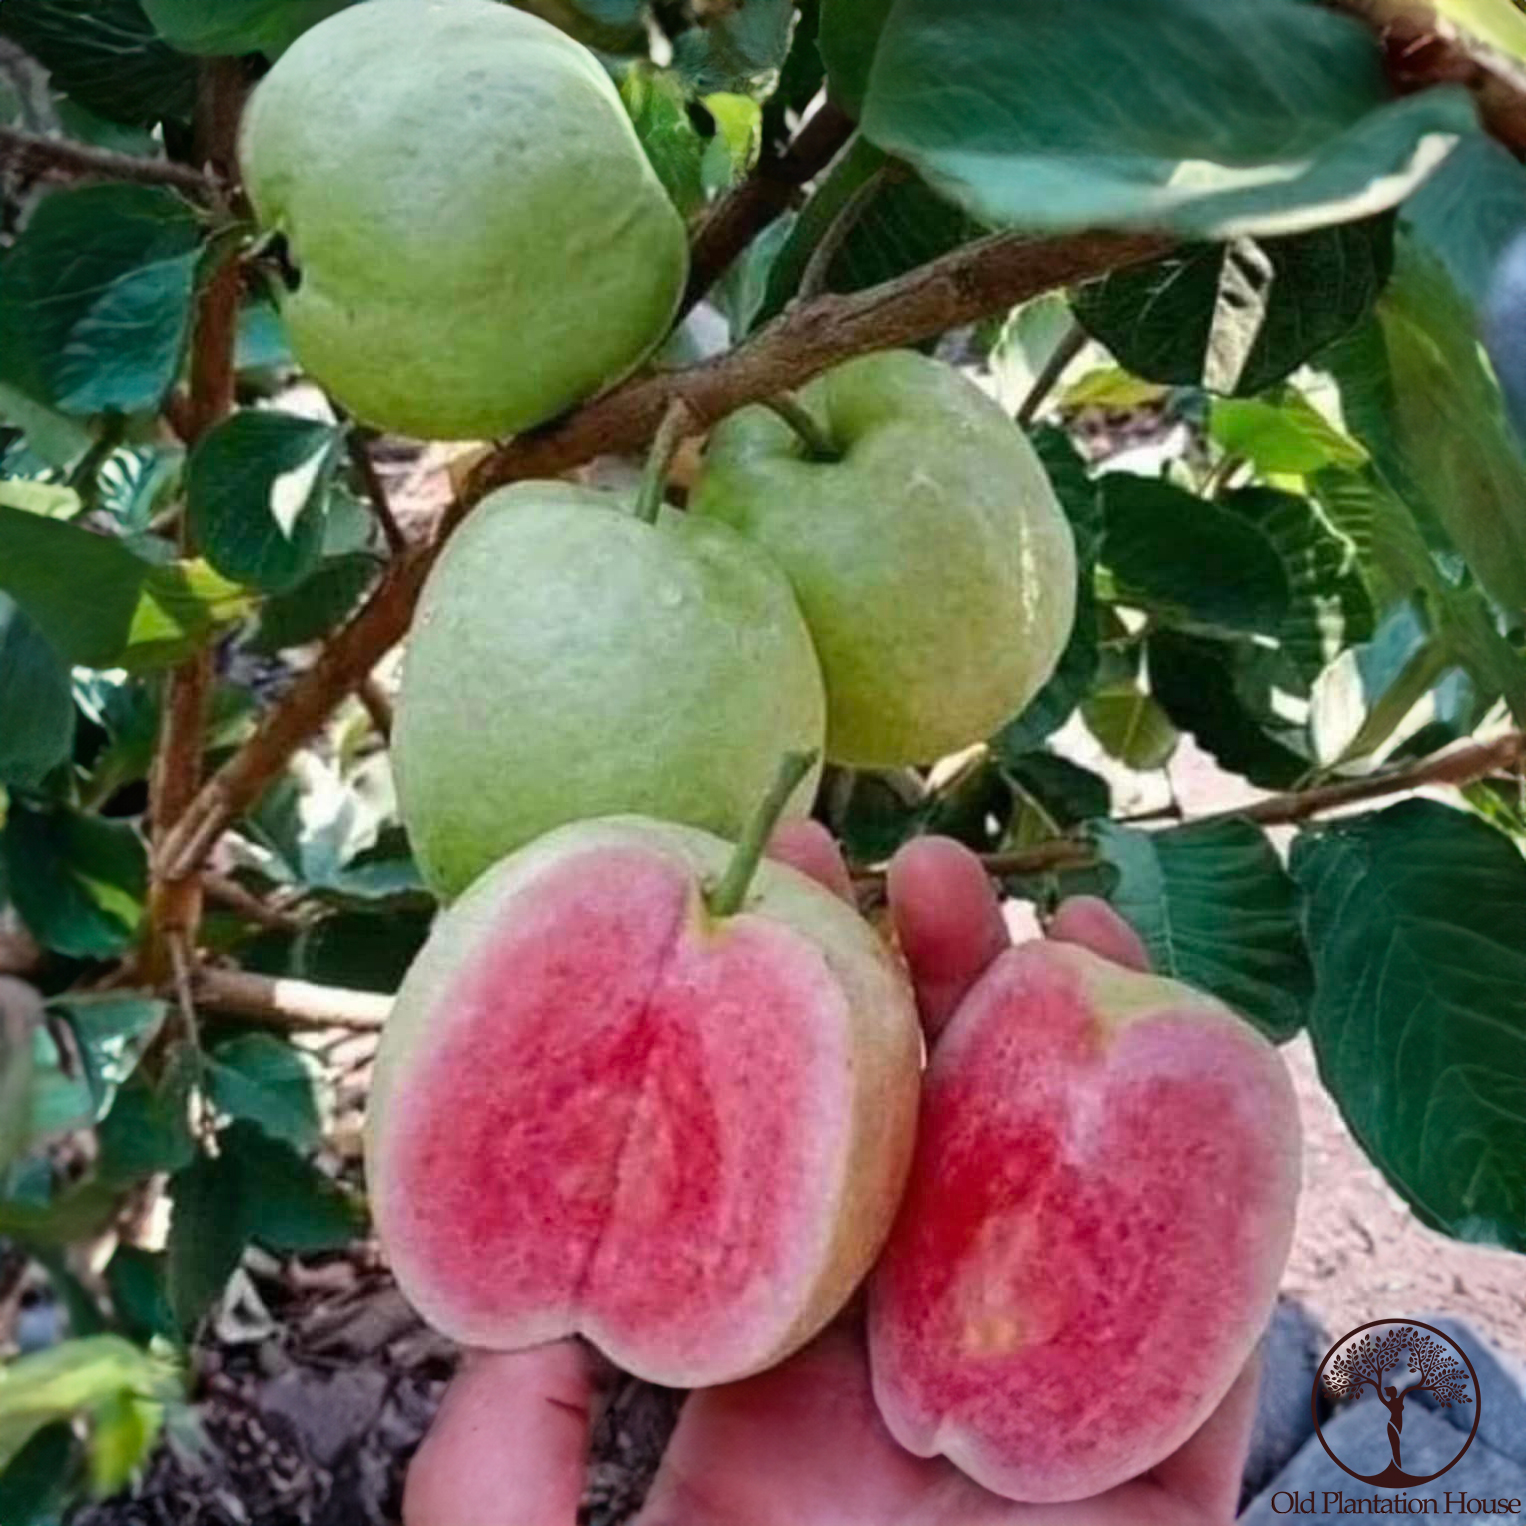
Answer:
[1146,1348,1263,1521]
[1046,896,1151,973]
[768,818,855,904]
[887,836,1009,1042]
[403,1341,597,1526]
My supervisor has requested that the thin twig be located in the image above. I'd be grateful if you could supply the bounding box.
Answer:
[0,125,217,198]
[193,968,391,1031]
[347,429,408,556]
[156,227,1174,884]
[357,675,395,743]
[203,873,306,934]
[1016,322,1087,428]
[798,163,894,302]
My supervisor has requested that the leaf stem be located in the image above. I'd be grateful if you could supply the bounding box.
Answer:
[761,393,839,460]
[708,750,819,918]
[634,399,695,525]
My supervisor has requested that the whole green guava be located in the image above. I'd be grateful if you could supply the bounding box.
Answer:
[691,351,1078,767]
[393,483,827,900]
[142,0,348,57]
[239,0,689,441]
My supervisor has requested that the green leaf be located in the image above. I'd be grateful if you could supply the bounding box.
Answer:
[0,506,254,672]
[140,0,349,56]
[1219,487,1375,682]
[0,1422,81,1526]
[187,412,340,593]
[87,1387,162,1498]
[859,0,1475,238]
[1000,751,1109,829]
[673,0,797,98]
[1080,682,1177,771]
[1402,134,1526,311]
[97,1056,196,1183]
[511,0,646,50]
[165,1151,246,1334]
[1095,818,1312,1042]
[0,595,74,789]
[1208,390,1368,479]
[819,0,892,115]
[0,1179,122,1249]
[208,1033,321,1151]
[38,995,168,1141]
[622,65,708,218]
[0,480,83,520]
[1101,474,1290,638]
[249,551,375,653]
[993,429,1101,754]
[2,805,146,959]
[1329,239,1526,612]
[0,185,204,417]
[0,0,196,126]
[0,1336,179,1475]
[1148,630,1311,789]
[225,1121,361,1252]
[1290,800,1526,1249]
[104,1246,176,1346]
[1073,217,1394,395]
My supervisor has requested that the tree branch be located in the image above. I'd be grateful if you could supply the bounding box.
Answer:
[193,967,390,1032]
[156,226,1172,882]
[347,428,408,556]
[682,101,855,315]
[0,125,218,198]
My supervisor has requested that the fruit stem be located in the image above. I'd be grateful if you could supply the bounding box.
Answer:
[761,394,840,461]
[707,749,820,919]
[634,399,695,525]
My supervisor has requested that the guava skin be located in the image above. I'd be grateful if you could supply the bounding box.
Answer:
[238,0,689,441]
[367,816,922,1389]
[691,350,1078,767]
[867,939,1301,1503]
[392,481,827,900]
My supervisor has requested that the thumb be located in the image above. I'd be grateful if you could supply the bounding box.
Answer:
[404,1341,597,1526]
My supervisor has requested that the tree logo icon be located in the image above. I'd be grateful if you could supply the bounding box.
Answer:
[1312,1319,1481,1487]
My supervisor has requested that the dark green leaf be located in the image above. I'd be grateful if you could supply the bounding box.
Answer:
[0,185,203,416]
[104,1245,175,1346]
[833,771,924,866]
[241,906,432,994]
[0,1180,121,1248]
[673,0,797,97]
[165,1152,245,1333]
[223,1121,361,1252]
[0,0,196,125]
[1149,629,1310,789]
[993,429,1102,754]
[1101,474,1290,638]
[1096,818,1312,1042]
[859,0,1474,237]
[187,412,339,593]
[1000,751,1109,829]
[97,1051,196,1182]
[0,1421,79,1526]
[819,0,891,115]
[0,595,73,788]
[249,551,375,653]
[1291,800,1526,1249]
[1080,683,1177,771]
[622,65,707,219]
[510,0,646,51]
[2,805,146,959]
[1328,239,1526,612]
[208,1033,321,1150]
[140,0,348,56]
[1073,217,1394,395]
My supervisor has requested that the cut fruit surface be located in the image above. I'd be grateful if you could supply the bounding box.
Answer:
[369,819,920,1388]
[868,939,1300,1502]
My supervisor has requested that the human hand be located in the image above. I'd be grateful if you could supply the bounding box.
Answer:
[403,828,1262,1526]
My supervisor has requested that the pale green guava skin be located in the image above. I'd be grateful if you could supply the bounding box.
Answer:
[238,0,689,441]
[393,483,827,900]
[692,351,1079,768]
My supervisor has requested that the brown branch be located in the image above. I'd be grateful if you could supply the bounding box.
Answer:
[682,101,855,314]
[0,124,217,198]
[203,873,305,934]
[143,61,247,987]
[357,674,395,743]
[193,967,391,1031]
[156,227,1172,883]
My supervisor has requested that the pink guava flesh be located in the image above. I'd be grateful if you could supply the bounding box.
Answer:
[868,940,1300,1502]
[373,847,870,1386]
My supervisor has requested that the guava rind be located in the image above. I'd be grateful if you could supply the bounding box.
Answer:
[392,481,827,900]
[867,940,1300,1502]
[239,0,688,440]
[691,350,1078,767]
[367,817,921,1388]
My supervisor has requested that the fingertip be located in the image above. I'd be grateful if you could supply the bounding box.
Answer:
[1046,896,1151,973]
[768,819,855,904]
[887,836,1008,1041]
